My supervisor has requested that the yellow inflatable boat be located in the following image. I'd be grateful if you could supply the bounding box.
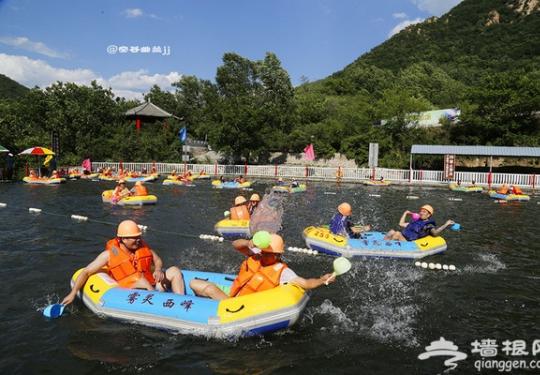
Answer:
[303,226,447,259]
[214,219,251,239]
[102,190,158,206]
[362,179,391,186]
[70,268,309,337]
[212,180,252,189]
[449,183,483,193]
[23,177,66,184]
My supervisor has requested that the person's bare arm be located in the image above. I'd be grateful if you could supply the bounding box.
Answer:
[61,251,109,305]
[289,273,336,290]
[431,220,455,236]
[398,210,411,228]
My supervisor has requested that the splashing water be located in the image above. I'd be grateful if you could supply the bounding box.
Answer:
[462,253,506,274]
[249,192,284,234]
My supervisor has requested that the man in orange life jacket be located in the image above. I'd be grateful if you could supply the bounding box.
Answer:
[61,220,185,306]
[130,181,148,196]
[190,232,336,300]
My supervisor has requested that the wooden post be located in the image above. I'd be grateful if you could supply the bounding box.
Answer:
[244,162,248,176]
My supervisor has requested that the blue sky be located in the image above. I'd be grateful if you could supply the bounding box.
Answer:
[0,0,462,99]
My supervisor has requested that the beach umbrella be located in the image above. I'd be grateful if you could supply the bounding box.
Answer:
[0,145,9,153]
[18,147,55,156]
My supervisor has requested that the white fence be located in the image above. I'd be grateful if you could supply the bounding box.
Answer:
[91,162,540,189]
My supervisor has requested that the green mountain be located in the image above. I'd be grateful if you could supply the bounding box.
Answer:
[311,0,540,102]
[0,74,29,100]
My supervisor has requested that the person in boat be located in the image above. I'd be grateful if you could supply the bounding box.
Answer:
[29,169,38,178]
[290,179,300,188]
[170,169,177,178]
[471,180,477,186]
[141,167,148,175]
[150,166,157,175]
[510,185,523,195]
[329,202,371,239]
[61,220,185,306]
[277,177,285,186]
[199,170,207,176]
[379,176,385,182]
[219,175,226,183]
[384,205,454,241]
[51,170,61,179]
[112,179,131,201]
[190,233,336,300]
[456,179,462,186]
[228,195,250,220]
[234,175,246,184]
[497,184,509,195]
[248,193,261,215]
[130,181,149,196]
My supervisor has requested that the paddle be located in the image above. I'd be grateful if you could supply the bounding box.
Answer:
[43,303,65,319]
[325,257,352,285]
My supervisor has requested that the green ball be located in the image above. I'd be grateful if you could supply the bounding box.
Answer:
[253,231,271,249]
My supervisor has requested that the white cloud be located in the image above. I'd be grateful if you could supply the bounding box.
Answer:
[0,36,69,59]
[393,12,408,19]
[123,8,144,18]
[411,0,463,16]
[0,53,181,100]
[388,18,423,37]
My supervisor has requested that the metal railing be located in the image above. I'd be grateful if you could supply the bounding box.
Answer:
[88,162,539,189]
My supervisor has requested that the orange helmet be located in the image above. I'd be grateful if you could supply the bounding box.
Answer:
[262,234,285,254]
[420,205,434,215]
[117,220,141,237]
[234,196,247,205]
[250,193,261,202]
[338,202,352,216]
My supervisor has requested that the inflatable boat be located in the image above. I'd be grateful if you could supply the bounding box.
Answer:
[163,179,193,186]
[488,190,530,201]
[23,176,66,184]
[214,219,251,239]
[70,268,308,337]
[212,180,252,189]
[272,184,307,193]
[303,226,447,259]
[123,174,159,183]
[80,173,100,180]
[362,180,391,186]
[102,190,158,206]
[449,183,483,192]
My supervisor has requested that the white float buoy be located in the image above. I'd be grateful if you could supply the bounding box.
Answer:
[324,192,337,195]
[29,208,42,213]
[449,197,462,201]
[428,263,435,269]
[71,214,88,221]
[435,263,442,269]
[406,195,419,200]
[369,194,381,197]
[449,265,456,271]
[421,262,428,268]
[415,261,421,267]
[443,265,449,270]
[218,237,224,242]
[0,203,6,208]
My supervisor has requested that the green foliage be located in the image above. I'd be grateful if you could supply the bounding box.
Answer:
[0,74,29,100]
[1,0,539,169]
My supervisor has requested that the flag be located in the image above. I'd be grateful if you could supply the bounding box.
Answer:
[43,155,53,166]
[81,158,92,172]
[179,126,187,143]
[303,143,315,161]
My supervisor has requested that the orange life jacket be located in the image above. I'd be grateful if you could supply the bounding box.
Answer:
[230,205,250,220]
[106,238,155,287]
[497,186,509,194]
[229,256,288,297]
[512,186,523,195]
[132,185,148,196]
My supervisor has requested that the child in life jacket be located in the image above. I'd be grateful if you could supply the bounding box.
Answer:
[384,205,454,241]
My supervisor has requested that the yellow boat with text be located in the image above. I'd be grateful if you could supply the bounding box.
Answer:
[70,268,309,337]
[303,226,447,259]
